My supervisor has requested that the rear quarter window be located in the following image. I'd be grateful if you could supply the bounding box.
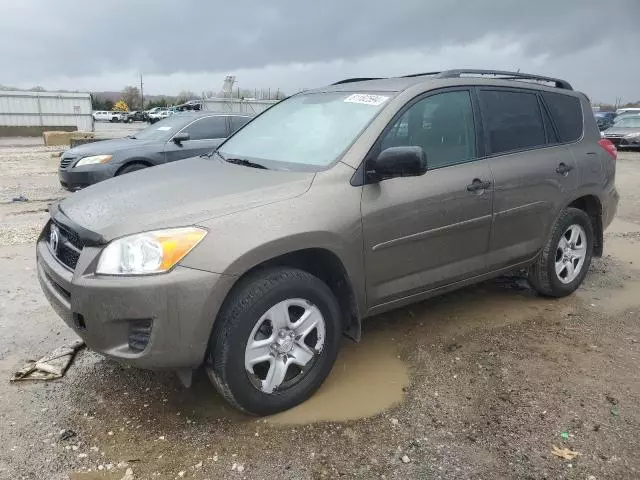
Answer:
[541,92,583,143]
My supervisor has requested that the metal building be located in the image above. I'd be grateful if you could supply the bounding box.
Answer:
[203,97,278,115]
[0,90,93,137]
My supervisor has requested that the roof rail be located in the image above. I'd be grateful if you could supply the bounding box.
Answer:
[401,71,441,78]
[435,69,573,90]
[331,77,384,85]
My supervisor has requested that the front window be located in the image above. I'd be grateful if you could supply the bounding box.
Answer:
[615,117,640,128]
[217,92,392,170]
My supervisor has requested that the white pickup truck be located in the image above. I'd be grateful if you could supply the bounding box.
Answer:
[92,111,126,122]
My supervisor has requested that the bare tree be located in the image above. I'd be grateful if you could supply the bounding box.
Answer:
[177,90,197,103]
[121,86,141,110]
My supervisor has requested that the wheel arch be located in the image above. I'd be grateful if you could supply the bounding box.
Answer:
[115,158,154,175]
[219,247,362,342]
[567,194,603,256]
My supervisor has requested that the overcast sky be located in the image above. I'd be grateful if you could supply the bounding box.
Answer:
[1,0,638,103]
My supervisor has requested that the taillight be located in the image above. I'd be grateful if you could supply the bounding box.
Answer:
[598,138,617,160]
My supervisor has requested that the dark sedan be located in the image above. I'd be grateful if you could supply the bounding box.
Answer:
[59,112,252,191]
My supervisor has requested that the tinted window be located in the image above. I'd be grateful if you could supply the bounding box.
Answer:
[540,103,559,143]
[542,92,583,142]
[479,90,546,154]
[380,90,477,169]
[231,116,251,132]
[183,116,227,140]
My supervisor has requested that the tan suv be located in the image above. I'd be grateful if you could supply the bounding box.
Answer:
[37,70,619,415]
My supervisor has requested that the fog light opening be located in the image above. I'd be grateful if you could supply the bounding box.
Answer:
[128,319,153,352]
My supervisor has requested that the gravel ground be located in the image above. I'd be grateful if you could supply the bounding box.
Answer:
[1,136,639,479]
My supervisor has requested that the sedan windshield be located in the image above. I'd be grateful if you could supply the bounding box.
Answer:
[614,117,640,128]
[217,92,392,169]
[132,115,194,141]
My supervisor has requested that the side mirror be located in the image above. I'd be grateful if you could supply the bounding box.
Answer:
[368,146,427,181]
[172,132,190,144]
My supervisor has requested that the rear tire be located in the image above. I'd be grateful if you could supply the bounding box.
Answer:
[528,207,594,297]
[206,267,342,416]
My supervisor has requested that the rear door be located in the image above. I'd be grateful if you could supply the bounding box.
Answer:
[230,115,252,134]
[361,89,494,308]
[479,88,578,269]
[163,116,228,163]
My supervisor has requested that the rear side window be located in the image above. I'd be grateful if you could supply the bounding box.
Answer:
[231,116,251,132]
[183,117,227,140]
[479,90,546,154]
[541,92,583,143]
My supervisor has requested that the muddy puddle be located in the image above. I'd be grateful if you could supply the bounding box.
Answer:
[268,332,408,424]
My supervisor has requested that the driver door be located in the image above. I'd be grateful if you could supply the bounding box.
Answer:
[361,89,494,309]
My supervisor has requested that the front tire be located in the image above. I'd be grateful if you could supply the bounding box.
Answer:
[206,268,342,415]
[528,207,594,297]
[116,163,148,175]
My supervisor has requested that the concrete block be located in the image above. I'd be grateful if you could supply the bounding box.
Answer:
[43,131,95,146]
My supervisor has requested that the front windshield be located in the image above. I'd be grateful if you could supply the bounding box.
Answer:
[218,92,392,169]
[614,117,640,128]
[131,115,193,141]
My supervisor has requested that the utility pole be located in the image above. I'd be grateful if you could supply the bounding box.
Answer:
[140,74,144,111]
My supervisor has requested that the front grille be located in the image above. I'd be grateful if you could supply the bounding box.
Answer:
[47,221,84,270]
[60,156,75,169]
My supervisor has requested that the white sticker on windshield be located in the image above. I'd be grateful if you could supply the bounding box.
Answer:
[156,126,173,131]
[344,94,389,106]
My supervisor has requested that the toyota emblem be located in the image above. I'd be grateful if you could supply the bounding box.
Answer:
[49,225,60,254]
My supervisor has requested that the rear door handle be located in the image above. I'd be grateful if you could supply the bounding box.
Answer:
[466,179,491,192]
[556,162,574,175]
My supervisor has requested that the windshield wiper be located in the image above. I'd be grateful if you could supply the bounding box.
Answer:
[225,158,268,169]
[126,135,137,139]
[215,151,268,169]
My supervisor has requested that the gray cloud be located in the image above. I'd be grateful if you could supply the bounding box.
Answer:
[1,0,638,101]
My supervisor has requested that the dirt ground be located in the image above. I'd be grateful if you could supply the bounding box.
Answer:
[1,128,639,480]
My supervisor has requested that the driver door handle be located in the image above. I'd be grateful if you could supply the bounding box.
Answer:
[466,179,491,192]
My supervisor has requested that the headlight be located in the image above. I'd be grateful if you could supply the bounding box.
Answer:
[625,132,640,138]
[75,155,113,167]
[96,227,207,275]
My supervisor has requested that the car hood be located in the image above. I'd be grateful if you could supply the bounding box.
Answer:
[65,137,158,157]
[58,157,315,242]
[604,127,640,136]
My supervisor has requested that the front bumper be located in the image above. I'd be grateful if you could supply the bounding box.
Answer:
[58,164,118,191]
[36,231,236,369]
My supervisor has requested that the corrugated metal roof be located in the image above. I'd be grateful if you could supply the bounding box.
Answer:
[0,90,90,99]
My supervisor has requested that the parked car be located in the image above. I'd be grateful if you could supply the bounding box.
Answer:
[602,115,640,149]
[143,107,167,122]
[613,112,640,124]
[92,111,125,122]
[594,112,616,131]
[615,107,640,115]
[58,113,252,190]
[38,70,618,416]
[123,111,145,122]
[148,109,172,124]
